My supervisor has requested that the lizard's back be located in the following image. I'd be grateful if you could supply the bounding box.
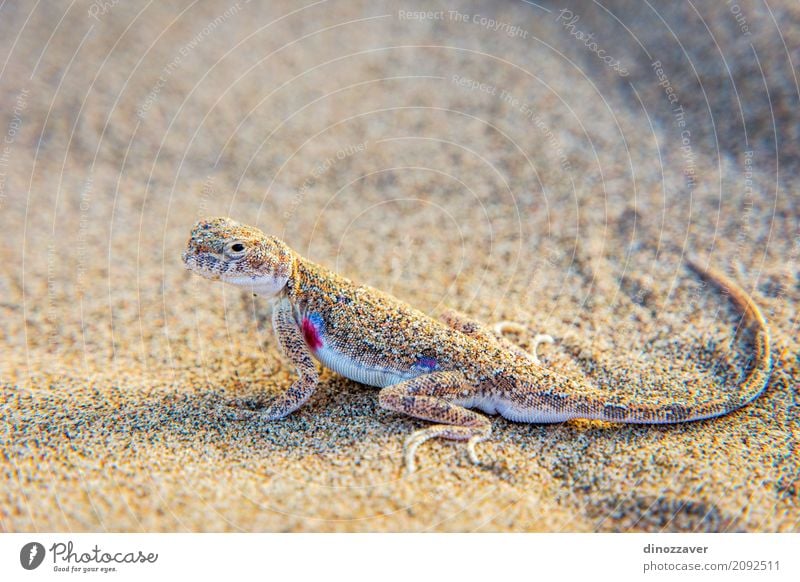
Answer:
[285,256,518,387]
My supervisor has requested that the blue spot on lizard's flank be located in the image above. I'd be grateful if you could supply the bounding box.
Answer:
[415,357,438,371]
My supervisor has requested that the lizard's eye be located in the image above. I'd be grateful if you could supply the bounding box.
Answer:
[224,241,247,258]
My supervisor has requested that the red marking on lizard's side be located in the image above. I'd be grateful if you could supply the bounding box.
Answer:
[301,317,323,351]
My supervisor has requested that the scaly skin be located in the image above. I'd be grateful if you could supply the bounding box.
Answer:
[182,217,772,472]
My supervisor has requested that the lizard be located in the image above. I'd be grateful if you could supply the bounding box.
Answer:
[182,216,772,472]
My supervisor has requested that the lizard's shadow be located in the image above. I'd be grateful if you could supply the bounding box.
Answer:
[92,375,391,458]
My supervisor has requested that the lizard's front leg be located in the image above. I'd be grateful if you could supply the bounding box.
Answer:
[230,297,319,421]
[378,371,491,473]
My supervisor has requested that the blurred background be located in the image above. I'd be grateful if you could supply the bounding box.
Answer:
[1,0,797,532]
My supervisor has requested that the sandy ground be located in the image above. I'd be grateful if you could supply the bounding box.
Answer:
[1,0,798,532]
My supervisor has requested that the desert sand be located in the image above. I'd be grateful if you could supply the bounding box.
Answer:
[1,0,798,531]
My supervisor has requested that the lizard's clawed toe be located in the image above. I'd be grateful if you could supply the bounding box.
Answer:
[466,436,483,466]
[403,433,428,474]
[530,333,555,365]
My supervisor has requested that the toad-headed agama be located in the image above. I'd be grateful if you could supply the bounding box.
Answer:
[182,217,771,472]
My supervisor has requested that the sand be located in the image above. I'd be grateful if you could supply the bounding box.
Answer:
[1,0,798,532]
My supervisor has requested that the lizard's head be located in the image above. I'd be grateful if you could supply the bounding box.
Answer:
[182,217,294,298]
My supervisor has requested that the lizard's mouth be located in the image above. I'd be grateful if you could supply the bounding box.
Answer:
[183,249,285,296]
[182,249,225,281]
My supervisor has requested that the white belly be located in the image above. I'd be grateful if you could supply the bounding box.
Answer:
[312,344,417,388]
[454,394,572,422]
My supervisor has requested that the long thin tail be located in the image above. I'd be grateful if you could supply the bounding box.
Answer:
[504,257,772,425]
[590,257,772,424]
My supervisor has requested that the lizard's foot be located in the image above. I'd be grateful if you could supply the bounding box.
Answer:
[378,371,493,473]
[493,321,554,365]
[403,425,492,473]
[439,309,553,365]
[217,388,310,422]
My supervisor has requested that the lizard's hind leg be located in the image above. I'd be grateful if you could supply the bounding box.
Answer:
[378,371,492,473]
[440,308,552,365]
[494,321,554,365]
